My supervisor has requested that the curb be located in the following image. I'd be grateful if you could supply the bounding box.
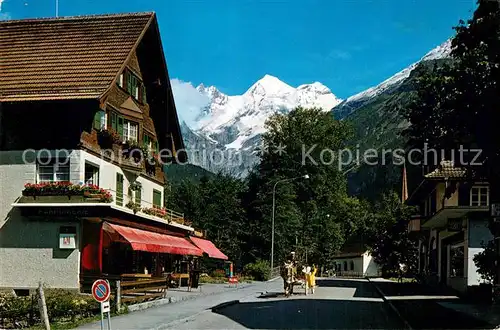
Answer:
[366,277,413,330]
[267,276,281,282]
[211,299,239,312]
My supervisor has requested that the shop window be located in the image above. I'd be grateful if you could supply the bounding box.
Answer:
[37,158,70,183]
[450,244,465,277]
[84,163,99,185]
[470,186,489,206]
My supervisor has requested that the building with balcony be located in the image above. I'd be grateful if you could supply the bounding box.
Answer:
[407,160,494,293]
[0,13,227,292]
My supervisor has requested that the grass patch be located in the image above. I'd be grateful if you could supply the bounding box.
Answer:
[386,277,416,283]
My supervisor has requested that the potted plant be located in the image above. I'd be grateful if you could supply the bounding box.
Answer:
[126,201,141,214]
[97,129,121,149]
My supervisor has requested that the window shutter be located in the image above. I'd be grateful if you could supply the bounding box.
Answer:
[135,189,141,205]
[117,116,124,138]
[143,134,149,148]
[141,84,147,103]
[93,111,101,130]
[116,173,124,206]
[153,189,161,208]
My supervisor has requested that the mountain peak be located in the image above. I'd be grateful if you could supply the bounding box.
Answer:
[245,74,294,96]
[297,81,332,95]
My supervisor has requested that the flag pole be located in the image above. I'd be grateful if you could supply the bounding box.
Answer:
[56,0,59,17]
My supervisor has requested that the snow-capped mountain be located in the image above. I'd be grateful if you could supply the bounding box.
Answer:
[180,74,342,175]
[176,40,452,177]
[333,40,452,119]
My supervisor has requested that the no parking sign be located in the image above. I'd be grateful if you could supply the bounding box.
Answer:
[92,279,111,330]
[92,279,111,303]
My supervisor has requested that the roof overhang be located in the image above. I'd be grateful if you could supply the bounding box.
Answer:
[422,206,489,229]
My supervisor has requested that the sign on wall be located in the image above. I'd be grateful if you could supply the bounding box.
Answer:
[447,218,463,232]
[59,226,76,249]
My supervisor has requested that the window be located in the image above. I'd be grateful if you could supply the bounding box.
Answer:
[116,173,124,206]
[37,159,70,183]
[121,69,146,103]
[123,120,138,142]
[84,163,99,185]
[449,244,464,277]
[350,261,355,271]
[153,189,162,208]
[343,262,347,271]
[470,186,489,206]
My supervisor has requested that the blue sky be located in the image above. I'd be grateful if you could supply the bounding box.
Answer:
[0,0,477,98]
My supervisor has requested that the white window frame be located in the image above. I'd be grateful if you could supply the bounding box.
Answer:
[470,186,489,206]
[36,159,70,183]
[118,73,124,88]
[123,120,138,142]
[84,162,99,185]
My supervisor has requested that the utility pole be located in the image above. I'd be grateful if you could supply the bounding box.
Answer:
[55,0,59,17]
[270,174,309,277]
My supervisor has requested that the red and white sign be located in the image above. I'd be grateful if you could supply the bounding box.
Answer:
[228,277,238,284]
[92,279,111,303]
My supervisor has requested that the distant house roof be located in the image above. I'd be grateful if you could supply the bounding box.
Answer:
[424,160,466,179]
[334,242,366,258]
[0,13,153,102]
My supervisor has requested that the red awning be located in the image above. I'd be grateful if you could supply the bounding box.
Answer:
[190,237,228,260]
[103,223,203,256]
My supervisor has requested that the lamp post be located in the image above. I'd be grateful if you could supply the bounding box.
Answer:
[270,174,309,275]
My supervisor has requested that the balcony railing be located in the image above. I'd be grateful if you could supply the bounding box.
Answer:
[16,182,189,228]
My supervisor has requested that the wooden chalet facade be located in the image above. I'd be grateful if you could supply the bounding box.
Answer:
[0,13,227,293]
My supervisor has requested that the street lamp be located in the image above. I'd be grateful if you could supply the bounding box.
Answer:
[270,174,309,275]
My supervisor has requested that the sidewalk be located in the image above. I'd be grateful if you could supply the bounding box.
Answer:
[77,281,276,330]
[368,278,497,329]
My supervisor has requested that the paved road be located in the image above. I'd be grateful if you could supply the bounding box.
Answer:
[161,278,404,329]
[79,278,403,329]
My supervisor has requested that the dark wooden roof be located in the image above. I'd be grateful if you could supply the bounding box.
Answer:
[0,13,154,102]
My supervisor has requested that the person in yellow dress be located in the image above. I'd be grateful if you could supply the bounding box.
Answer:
[306,264,317,294]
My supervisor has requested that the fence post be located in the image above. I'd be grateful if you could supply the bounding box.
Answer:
[37,282,50,330]
[116,280,121,313]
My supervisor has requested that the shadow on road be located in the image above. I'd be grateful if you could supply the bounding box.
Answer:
[315,279,381,298]
[213,299,403,329]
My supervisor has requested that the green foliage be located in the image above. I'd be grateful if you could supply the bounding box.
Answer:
[473,240,499,283]
[367,191,418,276]
[0,289,100,329]
[404,0,500,280]
[405,1,500,187]
[243,260,271,281]
[166,173,247,267]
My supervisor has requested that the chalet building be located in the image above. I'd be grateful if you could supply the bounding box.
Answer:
[407,160,494,293]
[0,13,227,293]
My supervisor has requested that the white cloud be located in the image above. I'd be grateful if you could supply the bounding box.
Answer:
[170,79,210,129]
[0,0,4,12]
